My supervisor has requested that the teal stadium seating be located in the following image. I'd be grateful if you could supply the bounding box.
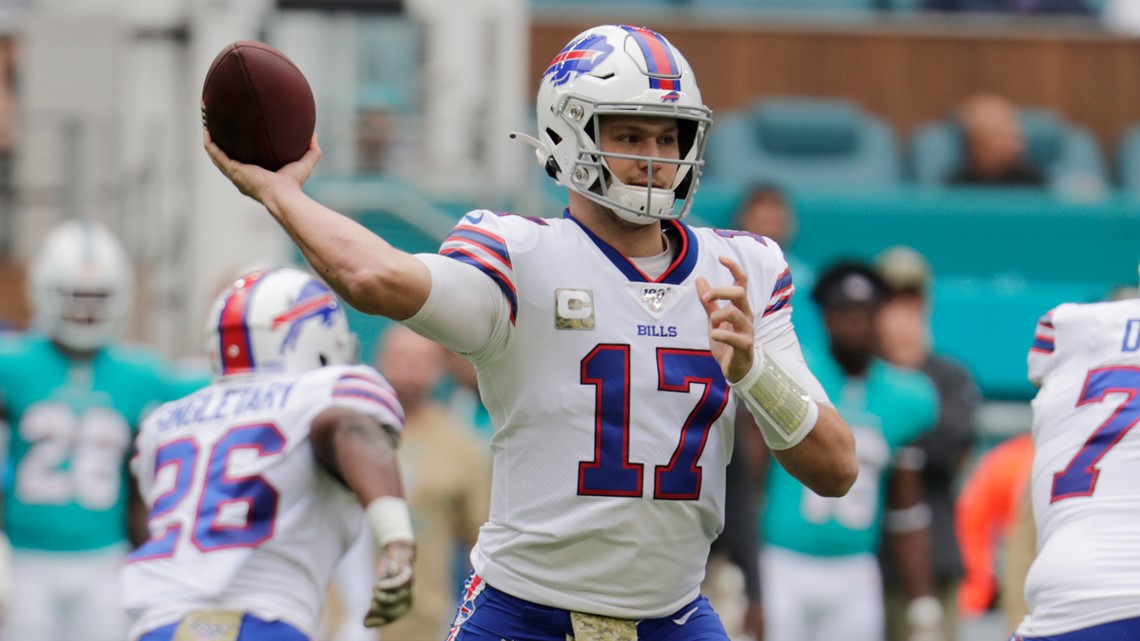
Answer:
[909,108,1108,188]
[703,97,903,191]
[788,187,1140,400]
[883,0,925,9]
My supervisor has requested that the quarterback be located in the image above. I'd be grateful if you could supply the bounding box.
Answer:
[206,24,857,641]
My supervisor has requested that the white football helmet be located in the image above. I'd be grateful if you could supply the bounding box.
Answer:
[27,220,134,353]
[205,267,357,377]
[519,24,713,225]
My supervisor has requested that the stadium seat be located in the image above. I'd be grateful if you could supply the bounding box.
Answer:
[785,186,1140,399]
[909,108,1108,188]
[1115,124,1140,194]
[881,0,926,9]
[703,97,903,190]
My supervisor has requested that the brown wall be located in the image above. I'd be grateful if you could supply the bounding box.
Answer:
[0,262,27,329]
[531,18,1140,157]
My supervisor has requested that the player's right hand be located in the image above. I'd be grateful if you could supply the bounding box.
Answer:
[203,128,321,204]
[363,541,415,627]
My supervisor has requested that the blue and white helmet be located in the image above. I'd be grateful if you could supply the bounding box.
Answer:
[204,267,357,376]
[28,220,133,353]
[527,24,712,225]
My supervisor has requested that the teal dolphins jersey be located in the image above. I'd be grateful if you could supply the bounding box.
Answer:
[0,332,208,552]
[762,350,937,557]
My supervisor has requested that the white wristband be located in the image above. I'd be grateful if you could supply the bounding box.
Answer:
[907,595,943,628]
[731,346,819,450]
[885,503,933,533]
[366,496,415,548]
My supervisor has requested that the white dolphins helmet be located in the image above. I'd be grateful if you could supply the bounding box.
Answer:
[204,267,357,376]
[28,220,134,353]
[521,24,712,225]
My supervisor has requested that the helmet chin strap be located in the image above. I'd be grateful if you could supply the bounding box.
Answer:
[606,179,676,223]
[597,156,678,225]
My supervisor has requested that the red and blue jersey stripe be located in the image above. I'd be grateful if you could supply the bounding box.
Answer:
[440,221,519,324]
[332,371,404,424]
[714,229,768,245]
[1031,311,1055,354]
[763,267,794,317]
[218,270,270,375]
[620,25,681,91]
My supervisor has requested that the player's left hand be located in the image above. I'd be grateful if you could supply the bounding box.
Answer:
[363,541,415,627]
[696,256,755,383]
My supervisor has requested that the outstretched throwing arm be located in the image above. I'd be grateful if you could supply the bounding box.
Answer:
[204,131,430,320]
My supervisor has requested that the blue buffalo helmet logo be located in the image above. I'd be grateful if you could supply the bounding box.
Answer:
[272,279,339,354]
[543,34,615,87]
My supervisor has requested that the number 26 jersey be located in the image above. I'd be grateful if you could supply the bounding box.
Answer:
[121,364,403,640]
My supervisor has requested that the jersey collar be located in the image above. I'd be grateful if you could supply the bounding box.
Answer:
[564,210,699,285]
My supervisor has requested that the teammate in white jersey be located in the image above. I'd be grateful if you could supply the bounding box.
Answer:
[1012,297,1140,641]
[121,267,417,641]
[205,24,857,641]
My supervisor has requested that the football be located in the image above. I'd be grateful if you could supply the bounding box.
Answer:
[202,40,316,171]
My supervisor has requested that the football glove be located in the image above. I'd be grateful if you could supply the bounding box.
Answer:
[363,541,415,627]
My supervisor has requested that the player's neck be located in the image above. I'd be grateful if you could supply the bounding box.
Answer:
[569,195,667,258]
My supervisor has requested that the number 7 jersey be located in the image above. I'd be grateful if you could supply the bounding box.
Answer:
[1019,299,1140,637]
[425,211,827,619]
[121,364,403,641]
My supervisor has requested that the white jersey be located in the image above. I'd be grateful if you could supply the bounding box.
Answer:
[1018,300,1140,637]
[121,365,403,640]
[406,211,828,618]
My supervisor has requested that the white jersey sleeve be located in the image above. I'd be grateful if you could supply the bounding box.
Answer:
[403,210,517,358]
[319,364,405,441]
